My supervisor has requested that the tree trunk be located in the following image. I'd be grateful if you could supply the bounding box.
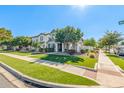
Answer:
[109,45,111,53]
[105,46,107,52]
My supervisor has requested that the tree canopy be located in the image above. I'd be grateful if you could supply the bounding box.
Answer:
[0,28,13,43]
[32,41,43,48]
[83,38,96,47]
[55,28,65,43]
[12,36,32,47]
[55,26,83,43]
[121,41,124,45]
[98,31,123,51]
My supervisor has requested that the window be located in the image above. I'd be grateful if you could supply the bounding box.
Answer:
[36,39,38,42]
[48,44,51,48]
[40,36,43,41]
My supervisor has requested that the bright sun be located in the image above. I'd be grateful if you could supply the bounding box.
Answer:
[71,5,87,11]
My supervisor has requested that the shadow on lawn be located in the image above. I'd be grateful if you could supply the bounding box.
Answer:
[39,54,84,63]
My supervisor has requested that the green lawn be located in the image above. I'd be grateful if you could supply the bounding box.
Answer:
[0,50,32,56]
[7,51,97,68]
[0,54,98,86]
[106,53,124,70]
[30,54,97,68]
[9,51,32,56]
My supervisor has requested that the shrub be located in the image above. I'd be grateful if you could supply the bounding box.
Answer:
[80,49,90,54]
[47,48,54,52]
[90,50,95,53]
[40,48,54,52]
[68,49,76,55]
[31,49,35,52]
[39,48,44,52]
[95,50,99,53]
[64,49,68,52]
[80,49,85,54]
[89,53,95,58]
[16,48,20,51]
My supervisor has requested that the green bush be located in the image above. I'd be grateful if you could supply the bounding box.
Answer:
[95,50,99,53]
[90,50,95,53]
[40,48,54,52]
[39,48,44,52]
[47,48,54,52]
[80,49,85,54]
[80,49,89,54]
[89,53,95,58]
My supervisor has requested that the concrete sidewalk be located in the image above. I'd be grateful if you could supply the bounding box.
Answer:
[0,53,97,81]
[0,66,28,88]
[0,73,15,88]
[96,50,124,87]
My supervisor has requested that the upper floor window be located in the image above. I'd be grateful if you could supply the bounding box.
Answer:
[40,36,43,41]
[36,39,38,42]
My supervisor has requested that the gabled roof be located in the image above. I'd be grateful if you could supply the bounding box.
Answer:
[31,32,50,38]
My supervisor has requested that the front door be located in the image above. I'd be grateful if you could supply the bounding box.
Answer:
[58,43,62,52]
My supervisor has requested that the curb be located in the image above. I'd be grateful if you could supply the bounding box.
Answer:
[116,65,124,73]
[94,63,98,71]
[74,65,97,72]
[0,66,27,88]
[0,62,100,88]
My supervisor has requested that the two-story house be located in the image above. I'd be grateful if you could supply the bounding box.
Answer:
[32,32,84,53]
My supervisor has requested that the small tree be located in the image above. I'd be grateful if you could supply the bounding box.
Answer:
[12,36,32,50]
[32,42,42,52]
[55,26,83,51]
[121,41,124,45]
[0,28,13,50]
[55,28,65,43]
[83,38,96,47]
[98,37,109,51]
[0,28,13,43]
[1,40,13,50]
[98,31,123,52]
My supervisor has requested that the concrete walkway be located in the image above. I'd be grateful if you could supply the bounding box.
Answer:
[0,53,97,81]
[96,50,124,87]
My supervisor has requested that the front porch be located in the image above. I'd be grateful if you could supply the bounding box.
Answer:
[53,42,81,53]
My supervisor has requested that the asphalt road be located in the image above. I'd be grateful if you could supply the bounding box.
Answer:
[0,74,15,88]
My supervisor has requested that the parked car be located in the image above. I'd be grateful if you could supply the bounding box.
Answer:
[116,46,124,56]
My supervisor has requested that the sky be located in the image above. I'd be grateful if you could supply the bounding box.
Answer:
[0,5,124,40]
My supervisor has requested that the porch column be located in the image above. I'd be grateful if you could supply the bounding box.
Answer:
[69,43,72,50]
[62,43,64,52]
[55,43,58,52]
[77,44,80,52]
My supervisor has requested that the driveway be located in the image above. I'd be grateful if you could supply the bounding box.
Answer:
[0,74,15,88]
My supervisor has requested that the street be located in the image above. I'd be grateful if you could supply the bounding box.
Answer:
[0,74,15,88]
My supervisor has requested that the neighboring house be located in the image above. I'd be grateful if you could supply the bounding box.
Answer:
[110,40,124,56]
[116,40,124,56]
[32,32,84,53]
